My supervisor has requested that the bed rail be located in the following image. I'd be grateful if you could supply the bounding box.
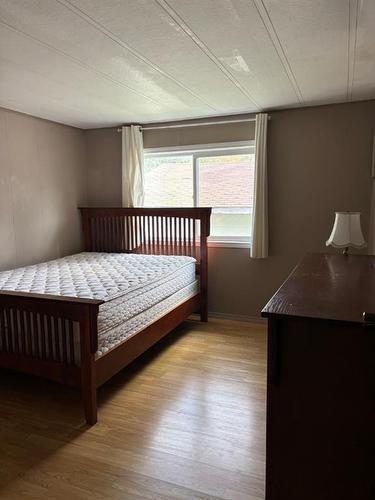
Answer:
[79,207,211,321]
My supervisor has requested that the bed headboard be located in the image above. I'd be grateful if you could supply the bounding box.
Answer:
[79,207,211,318]
[79,207,211,254]
[79,206,211,290]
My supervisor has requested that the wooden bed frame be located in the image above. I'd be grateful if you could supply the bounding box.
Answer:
[0,207,211,424]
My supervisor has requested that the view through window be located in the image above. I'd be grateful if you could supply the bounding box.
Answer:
[144,145,255,241]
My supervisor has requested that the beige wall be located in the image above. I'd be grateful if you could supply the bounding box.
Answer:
[3,101,372,317]
[143,113,256,148]
[85,100,375,318]
[85,127,122,206]
[211,101,375,317]
[0,107,88,270]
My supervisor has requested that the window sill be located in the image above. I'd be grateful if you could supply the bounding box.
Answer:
[207,239,251,249]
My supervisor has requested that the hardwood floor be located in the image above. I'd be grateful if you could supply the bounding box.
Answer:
[0,318,267,500]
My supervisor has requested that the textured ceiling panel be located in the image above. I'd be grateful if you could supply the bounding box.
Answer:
[165,0,300,108]
[0,0,216,113]
[0,0,374,128]
[0,23,175,127]
[67,0,256,112]
[261,0,350,105]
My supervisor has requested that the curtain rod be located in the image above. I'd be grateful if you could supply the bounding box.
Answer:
[116,116,270,132]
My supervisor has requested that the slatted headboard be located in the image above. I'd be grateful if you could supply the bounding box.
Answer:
[79,207,212,320]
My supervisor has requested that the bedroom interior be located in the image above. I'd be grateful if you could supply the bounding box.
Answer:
[0,1,375,500]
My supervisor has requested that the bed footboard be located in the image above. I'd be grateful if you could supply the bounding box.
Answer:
[0,291,103,424]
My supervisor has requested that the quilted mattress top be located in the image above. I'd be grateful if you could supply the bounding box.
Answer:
[0,252,196,302]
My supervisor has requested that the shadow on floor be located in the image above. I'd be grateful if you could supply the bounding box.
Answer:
[0,321,192,493]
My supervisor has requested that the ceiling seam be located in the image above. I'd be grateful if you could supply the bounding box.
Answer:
[0,20,177,110]
[252,0,304,104]
[56,0,218,112]
[154,0,261,109]
[347,0,360,101]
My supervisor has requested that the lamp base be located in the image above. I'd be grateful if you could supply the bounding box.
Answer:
[343,246,349,256]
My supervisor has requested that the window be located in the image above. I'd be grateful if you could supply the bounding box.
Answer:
[144,142,255,247]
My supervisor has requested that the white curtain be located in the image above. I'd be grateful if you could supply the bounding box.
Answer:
[122,125,145,207]
[250,113,268,258]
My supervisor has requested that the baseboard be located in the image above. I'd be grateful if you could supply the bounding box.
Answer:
[189,311,267,324]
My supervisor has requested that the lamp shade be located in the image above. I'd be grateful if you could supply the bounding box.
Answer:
[326,212,366,249]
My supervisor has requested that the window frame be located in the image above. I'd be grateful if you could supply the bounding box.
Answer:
[143,141,255,248]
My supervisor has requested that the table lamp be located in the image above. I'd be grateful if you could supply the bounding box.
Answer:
[326,211,366,255]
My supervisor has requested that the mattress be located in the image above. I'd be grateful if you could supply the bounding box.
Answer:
[0,252,198,358]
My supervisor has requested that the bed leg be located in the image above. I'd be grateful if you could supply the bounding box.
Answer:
[82,383,97,425]
[79,305,100,425]
[200,304,208,322]
[80,355,97,425]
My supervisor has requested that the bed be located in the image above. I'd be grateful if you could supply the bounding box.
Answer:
[0,207,211,424]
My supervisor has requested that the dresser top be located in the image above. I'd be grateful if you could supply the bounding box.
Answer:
[262,253,375,324]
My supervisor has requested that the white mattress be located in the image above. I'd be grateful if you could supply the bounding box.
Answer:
[0,252,198,359]
[97,281,198,357]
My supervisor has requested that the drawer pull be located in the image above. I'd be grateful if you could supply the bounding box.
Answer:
[363,312,375,325]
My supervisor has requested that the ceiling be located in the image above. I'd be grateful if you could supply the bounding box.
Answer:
[0,0,374,129]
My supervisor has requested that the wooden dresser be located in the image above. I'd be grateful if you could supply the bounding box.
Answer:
[262,253,375,500]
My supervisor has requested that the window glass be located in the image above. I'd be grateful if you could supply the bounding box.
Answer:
[144,155,193,207]
[144,147,254,239]
[198,154,254,237]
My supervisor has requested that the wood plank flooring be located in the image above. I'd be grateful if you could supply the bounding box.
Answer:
[0,318,267,500]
